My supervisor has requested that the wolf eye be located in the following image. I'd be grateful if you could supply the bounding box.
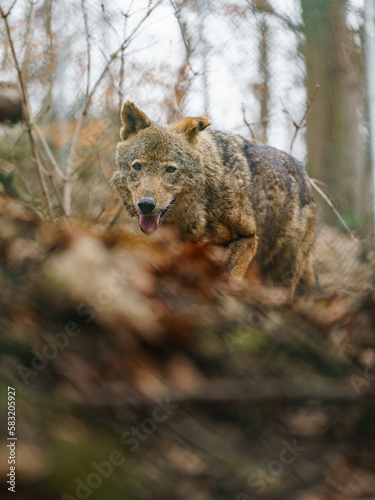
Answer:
[132,162,142,171]
[166,165,177,173]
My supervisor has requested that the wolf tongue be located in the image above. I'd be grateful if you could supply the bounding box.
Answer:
[139,213,161,233]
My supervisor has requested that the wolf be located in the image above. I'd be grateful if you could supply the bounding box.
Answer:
[112,101,318,292]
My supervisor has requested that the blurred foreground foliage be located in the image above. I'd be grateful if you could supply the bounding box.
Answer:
[0,193,375,500]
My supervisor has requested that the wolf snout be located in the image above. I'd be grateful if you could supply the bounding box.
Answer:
[138,197,156,214]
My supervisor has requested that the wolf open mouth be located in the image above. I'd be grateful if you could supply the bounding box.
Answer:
[138,198,175,234]
[139,213,161,233]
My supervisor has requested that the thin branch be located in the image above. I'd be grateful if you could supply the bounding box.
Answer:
[124,0,135,16]
[33,137,70,222]
[310,178,355,238]
[63,113,84,216]
[63,0,164,216]
[169,0,197,74]
[118,1,135,115]
[95,0,164,101]
[2,0,18,18]
[15,168,33,197]
[19,0,36,70]
[246,0,303,33]
[249,115,272,126]
[241,104,256,140]
[96,153,111,186]
[34,124,68,180]
[309,178,375,243]
[282,84,320,154]
[310,182,373,243]
[94,201,118,224]
[89,35,119,94]
[119,13,129,115]
[311,177,327,188]
[0,5,54,221]
[81,0,91,99]
[106,203,123,229]
[88,0,164,111]
[102,12,122,44]
[280,85,372,242]
[290,84,320,153]
[43,0,54,118]
[39,156,70,221]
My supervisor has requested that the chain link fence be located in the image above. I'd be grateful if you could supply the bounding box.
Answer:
[1,2,375,500]
[1,0,372,230]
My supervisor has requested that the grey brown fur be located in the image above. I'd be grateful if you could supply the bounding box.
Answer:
[112,101,317,292]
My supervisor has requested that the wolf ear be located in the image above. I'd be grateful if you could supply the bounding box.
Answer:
[174,116,212,142]
[120,101,151,140]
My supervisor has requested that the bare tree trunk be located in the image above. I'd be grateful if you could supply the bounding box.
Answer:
[301,0,369,233]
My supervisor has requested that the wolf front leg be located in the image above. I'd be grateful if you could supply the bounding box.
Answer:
[226,235,259,279]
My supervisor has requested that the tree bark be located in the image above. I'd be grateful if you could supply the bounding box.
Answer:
[301,0,369,232]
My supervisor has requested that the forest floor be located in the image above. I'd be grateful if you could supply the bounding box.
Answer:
[0,193,375,500]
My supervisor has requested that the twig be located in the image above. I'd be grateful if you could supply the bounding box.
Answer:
[241,104,256,140]
[309,178,375,243]
[89,35,119,94]
[88,0,163,110]
[34,124,68,180]
[94,198,119,224]
[63,0,164,216]
[282,84,320,154]
[96,154,111,186]
[291,84,320,153]
[169,0,197,75]
[107,203,123,229]
[19,0,36,70]
[43,0,54,118]
[101,3,122,43]
[309,178,354,237]
[94,203,110,224]
[81,0,91,99]
[310,178,374,243]
[34,142,70,222]
[246,0,303,34]
[63,113,84,216]
[15,168,33,198]
[2,0,18,17]
[282,86,373,243]
[45,170,70,222]
[310,177,327,188]
[118,15,127,116]
[0,5,54,221]
[118,2,135,115]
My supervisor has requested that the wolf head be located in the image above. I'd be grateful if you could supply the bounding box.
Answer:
[112,101,211,234]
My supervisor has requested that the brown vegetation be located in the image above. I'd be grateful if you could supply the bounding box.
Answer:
[0,192,374,499]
